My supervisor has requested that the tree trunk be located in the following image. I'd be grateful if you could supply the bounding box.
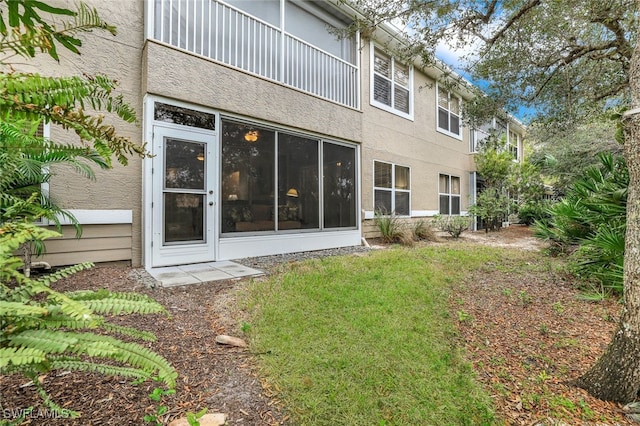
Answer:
[575,2,640,402]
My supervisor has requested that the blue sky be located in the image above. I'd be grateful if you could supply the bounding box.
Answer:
[435,42,535,123]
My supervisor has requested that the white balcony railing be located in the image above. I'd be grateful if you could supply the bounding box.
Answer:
[152,0,359,109]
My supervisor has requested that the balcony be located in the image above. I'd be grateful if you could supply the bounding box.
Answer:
[150,0,359,109]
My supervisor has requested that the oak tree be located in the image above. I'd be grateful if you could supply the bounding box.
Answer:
[345,0,639,403]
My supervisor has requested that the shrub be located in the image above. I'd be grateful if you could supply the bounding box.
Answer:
[468,188,512,232]
[412,220,437,241]
[0,222,177,418]
[518,200,553,226]
[535,153,627,293]
[374,210,414,245]
[435,215,471,238]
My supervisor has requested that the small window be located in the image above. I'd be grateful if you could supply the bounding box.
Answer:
[439,174,461,215]
[508,130,519,160]
[374,161,410,215]
[154,102,216,130]
[437,86,461,138]
[371,45,413,119]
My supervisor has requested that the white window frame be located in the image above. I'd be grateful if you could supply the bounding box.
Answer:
[438,174,461,216]
[373,160,411,216]
[508,128,520,160]
[370,44,414,120]
[436,83,462,140]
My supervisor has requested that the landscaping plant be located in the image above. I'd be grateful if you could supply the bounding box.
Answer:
[0,222,177,418]
[434,214,470,238]
[373,209,413,245]
[0,1,176,418]
[535,152,627,294]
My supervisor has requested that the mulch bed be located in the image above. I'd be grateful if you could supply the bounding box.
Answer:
[0,270,286,425]
[453,225,633,425]
[0,225,634,425]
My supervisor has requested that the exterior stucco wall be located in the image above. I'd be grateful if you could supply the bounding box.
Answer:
[359,42,474,215]
[18,0,147,265]
[143,41,363,143]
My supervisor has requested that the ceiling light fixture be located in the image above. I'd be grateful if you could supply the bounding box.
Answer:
[244,130,259,142]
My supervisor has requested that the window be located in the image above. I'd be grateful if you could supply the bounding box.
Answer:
[323,143,357,228]
[371,46,412,118]
[278,133,320,230]
[221,119,357,234]
[437,85,461,138]
[439,174,461,215]
[508,130,519,160]
[469,123,491,153]
[374,161,410,215]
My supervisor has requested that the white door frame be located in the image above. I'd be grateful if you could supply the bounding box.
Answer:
[149,123,218,267]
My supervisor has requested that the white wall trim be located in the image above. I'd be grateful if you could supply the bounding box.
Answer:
[369,42,414,121]
[219,230,362,260]
[411,210,439,217]
[363,210,439,219]
[53,210,133,225]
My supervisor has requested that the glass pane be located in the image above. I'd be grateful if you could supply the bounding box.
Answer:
[165,139,205,190]
[450,115,460,136]
[450,96,460,114]
[439,174,449,193]
[285,0,353,62]
[221,120,276,233]
[438,108,449,132]
[374,189,392,214]
[451,176,460,194]
[469,129,476,152]
[395,192,410,215]
[394,86,410,113]
[374,50,391,77]
[225,0,280,26]
[438,87,449,108]
[154,103,216,130]
[278,133,320,230]
[439,195,450,215]
[164,193,204,243]
[451,196,461,215]
[395,166,410,190]
[373,74,392,106]
[374,161,392,188]
[323,143,356,228]
[394,62,409,86]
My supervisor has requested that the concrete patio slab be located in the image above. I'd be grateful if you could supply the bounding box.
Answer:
[147,260,264,287]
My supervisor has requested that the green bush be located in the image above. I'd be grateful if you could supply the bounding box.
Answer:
[468,188,512,232]
[435,215,471,238]
[518,200,553,226]
[0,222,177,417]
[374,210,413,245]
[412,219,437,241]
[535,153,627,293]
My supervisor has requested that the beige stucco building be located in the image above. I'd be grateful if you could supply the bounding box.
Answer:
[32,0,525,269]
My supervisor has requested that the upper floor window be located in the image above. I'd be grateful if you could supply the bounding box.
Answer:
[469,123,491,153]
[374,161,411,215]
[437,85,461,139]
[508,129,519,160]
[371,46,413,119]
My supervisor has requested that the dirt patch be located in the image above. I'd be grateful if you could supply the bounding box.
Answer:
[0,225,631,425]
[451,223,547,251]
[452,226,631,425]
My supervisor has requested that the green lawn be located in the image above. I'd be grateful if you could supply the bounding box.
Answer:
[244,246,500,425]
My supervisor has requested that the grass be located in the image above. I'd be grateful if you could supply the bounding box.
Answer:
[244,246,498,425]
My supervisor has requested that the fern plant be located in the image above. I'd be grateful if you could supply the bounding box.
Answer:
[0,222,177,418]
